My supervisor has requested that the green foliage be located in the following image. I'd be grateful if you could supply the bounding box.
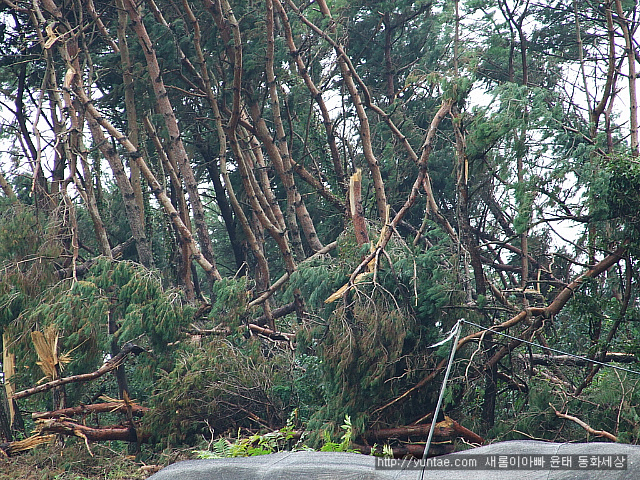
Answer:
[208,277,250,328]
[2,257,193,411]
[143,338,293,446]
[0,442,148,480]
[0,204,60,329]
[194,415,355,459]
[195,425,301,458]
[319,415,355,452]
[606,156,640,244]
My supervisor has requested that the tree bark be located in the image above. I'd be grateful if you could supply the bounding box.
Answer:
[122,0,220,272]
[36,419,147,443]
[75,89,222,281]
[85,110,154,267]
[365,417,483,445]
[32,402,149,420]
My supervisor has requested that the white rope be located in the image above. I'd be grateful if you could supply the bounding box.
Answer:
[460,318,640,376]
[414,316,640,479]
[420,319,462,479]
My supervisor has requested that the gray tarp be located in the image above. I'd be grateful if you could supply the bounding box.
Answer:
[148,440,638,479]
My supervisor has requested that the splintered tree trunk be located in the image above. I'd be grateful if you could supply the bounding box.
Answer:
[2,335,24,433]
[350,169,369,246]
[0,383,12,442]
[52,365,67,412]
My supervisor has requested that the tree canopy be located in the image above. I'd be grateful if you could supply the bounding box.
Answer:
[0,0,640,456]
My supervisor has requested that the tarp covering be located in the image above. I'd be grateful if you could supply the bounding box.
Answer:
[148,440,639,479]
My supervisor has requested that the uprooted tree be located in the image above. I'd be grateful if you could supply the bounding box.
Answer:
[1,0,640,456]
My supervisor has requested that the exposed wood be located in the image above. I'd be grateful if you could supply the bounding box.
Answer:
[350,169,369,246]
[2,333,19,431]
[248,324,295,342]
[12,344,145,400]
[0,434,55,457]
[366,417,483,445]
[0,171,17,200]
[188,325,232,336]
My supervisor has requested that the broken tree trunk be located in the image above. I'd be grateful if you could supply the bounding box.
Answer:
[350,169,370,246]
[0,434,56,457]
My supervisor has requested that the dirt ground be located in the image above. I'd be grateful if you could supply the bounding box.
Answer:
[0,441,177,480]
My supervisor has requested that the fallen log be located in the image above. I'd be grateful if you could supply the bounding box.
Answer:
[365,417,483,446]
[32,402,149,420]
[0,434,55,457]
[35,418,148,443]
[248,324,295,342]
[12,343,145,400]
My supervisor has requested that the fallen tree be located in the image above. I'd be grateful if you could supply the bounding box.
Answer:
[365,417,484,446]
[35,418,147,443]
[32,402,149,420]
[0,434,55,457]
[373,243,629,414]
[11,343,145,400]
